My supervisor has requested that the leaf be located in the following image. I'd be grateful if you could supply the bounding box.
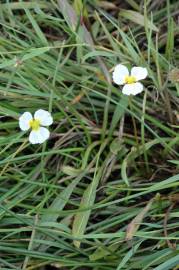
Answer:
[61,165,82,177]
[0,47,49,69]
[121,158,129,187]
[96,1,117,10]
[57,0,77,31]
[109,95,128,137]
[39,222,71,233]
[126,199,153,241]
[116,241,142,270]
[35,173,85,251]
[165,18,174,59]
[82,50,116,62]
[73,0,88,19]
[40,177,81,224]
[119,9,159,32]
[121,138,166,186]
[99,9,140,63]
[22,47,50,61]
[24,8,48,45]
[72,141,108,248]
[0,59,17,69]
[57,0,110,82]
[73,0,83,14]
[89,243,119,261]
[153,255,179,270]
[0,1,49,11]
[110,138,124,155]
[72,180,98,248]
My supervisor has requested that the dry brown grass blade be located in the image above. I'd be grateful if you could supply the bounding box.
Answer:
[57,0,77,30]
[126,198,153,241]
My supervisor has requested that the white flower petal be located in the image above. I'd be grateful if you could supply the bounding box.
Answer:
[29,127,50,144]
[131,67,148,81]
[34,109,53,126]
[122,82,144,96]
[19,112,32,131]
[112,64,129,85]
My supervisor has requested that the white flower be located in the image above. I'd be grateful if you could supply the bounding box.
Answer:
[112,64,148,95]
[19,109,53,144]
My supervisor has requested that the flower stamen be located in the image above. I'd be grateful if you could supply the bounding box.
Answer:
[29,119,41,131]
[125,75,136,84]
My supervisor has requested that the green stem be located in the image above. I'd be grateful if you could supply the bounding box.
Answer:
[128,96,140,157]
[141,90,150,173]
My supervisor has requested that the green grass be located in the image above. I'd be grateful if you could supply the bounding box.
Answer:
[0,0,179,269]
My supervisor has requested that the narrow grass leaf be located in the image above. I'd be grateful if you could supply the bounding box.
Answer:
[126,199,153,241]
[119,9,159,32]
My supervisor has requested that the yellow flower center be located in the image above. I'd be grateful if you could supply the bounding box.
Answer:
[125,75,136,84]
[29,119,41,131]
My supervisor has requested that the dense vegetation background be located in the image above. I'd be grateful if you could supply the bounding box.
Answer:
[0,0,179,269]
